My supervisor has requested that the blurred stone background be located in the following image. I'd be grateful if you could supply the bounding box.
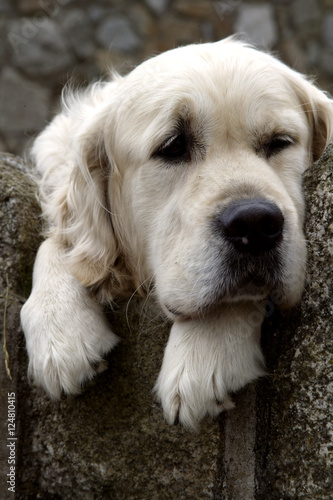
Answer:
[1,0,333,155]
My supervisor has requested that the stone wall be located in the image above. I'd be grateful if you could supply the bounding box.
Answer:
[1,0,333,154]
[0,145,333,499]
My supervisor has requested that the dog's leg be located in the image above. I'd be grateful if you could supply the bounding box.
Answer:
[20,238,118,399]
[154,303,265,430]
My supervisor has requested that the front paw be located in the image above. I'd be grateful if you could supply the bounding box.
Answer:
[154,318,235,430]
[21,289,118,399]
[155,362,234,431]
[154,305,265,430]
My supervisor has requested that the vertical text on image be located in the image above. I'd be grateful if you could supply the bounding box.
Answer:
[7,392,16,494]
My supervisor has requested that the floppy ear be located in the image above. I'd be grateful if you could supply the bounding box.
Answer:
[290,76,333,161]
[310,89,333,161]
[59,84,133,298]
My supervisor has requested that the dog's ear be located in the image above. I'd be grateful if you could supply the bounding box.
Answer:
[290,75,333,161]
[60,83,132,297]
[306,85,333,161]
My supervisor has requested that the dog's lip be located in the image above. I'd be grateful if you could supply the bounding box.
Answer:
[163,297,230,320]
[164,304,190,320]
[165,306,182,316]
[163,283,273,320]
[163,303,201,320]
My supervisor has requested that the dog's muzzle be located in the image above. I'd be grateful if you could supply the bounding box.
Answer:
[165,199,286,318]
[216,198,284,255]
[208,197,285,302]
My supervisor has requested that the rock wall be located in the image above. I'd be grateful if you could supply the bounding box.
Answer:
[1,0,333,154]
[0,145,333,498]
[0,154,42,499]
[256,144,333,499]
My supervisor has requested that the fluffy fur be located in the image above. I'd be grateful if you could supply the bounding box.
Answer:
[21,38,333,430]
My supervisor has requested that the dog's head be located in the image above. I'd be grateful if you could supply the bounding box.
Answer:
[61,38,333,317]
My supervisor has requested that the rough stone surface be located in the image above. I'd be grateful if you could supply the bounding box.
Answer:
[219,385,257,500]
[0,154,42,500]
[0,154,42,299]
[256,143,333,499]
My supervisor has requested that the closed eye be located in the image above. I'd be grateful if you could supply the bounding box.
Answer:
[154,133,190,161]
[262,135,296,158]
[154,133,190,162]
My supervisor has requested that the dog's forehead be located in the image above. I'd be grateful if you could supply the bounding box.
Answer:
[123,40,299,115]
[117,41,303,133]
[130,40,287,87]
[133,40,254,72]
[108,40,311,161]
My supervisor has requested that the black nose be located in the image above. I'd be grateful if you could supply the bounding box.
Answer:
[217,198,284,254]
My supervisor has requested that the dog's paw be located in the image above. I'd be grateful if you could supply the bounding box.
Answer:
[155,362,234,430]
[21,286,118,399]
[154,318,235,430]
[155,306,265,430]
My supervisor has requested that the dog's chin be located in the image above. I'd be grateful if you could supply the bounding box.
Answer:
[222,282,273,302]
[162,282,274,321]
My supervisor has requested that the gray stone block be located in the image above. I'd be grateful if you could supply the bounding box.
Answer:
[0,154,42,500]
[0,68,51,135]
[234,4,278,48]
[145,0,169,16]
[8,18,74,77]
[96,15,142,53]
[61,9,95,60]
[323,13,333,48]
[255,143,333,499]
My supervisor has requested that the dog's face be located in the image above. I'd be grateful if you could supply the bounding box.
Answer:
[24,38,333,419]
[71,39,332,318]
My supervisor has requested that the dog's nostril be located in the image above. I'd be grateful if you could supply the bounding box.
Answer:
[261,214,283,237]
[217,198,284,254]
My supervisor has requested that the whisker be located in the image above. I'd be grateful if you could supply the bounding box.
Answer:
[124,262,166,333]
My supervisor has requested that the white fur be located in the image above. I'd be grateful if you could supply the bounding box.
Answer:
[21,238,118,398]
[20,38,333,429]
[154,303,265,430]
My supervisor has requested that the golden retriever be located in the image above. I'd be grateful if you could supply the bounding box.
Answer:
[21,37,333,429]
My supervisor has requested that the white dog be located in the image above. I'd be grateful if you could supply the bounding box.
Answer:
[21,38,333,430]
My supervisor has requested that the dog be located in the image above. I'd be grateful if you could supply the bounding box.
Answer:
[21,37,333,430]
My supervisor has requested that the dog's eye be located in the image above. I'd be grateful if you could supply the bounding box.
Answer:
[154,133,190,162]
[264,135,295,158]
